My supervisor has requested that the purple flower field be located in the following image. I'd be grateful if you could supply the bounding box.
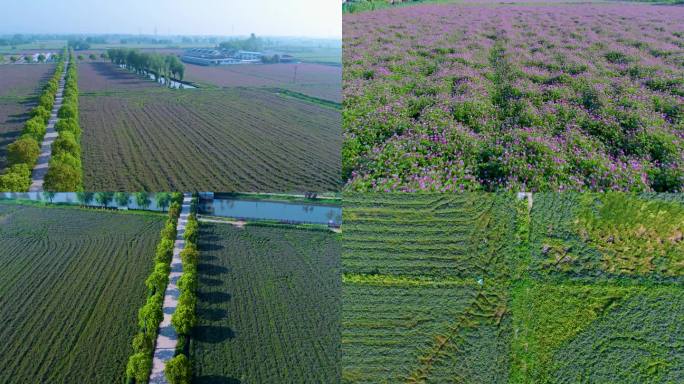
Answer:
[343,3,684,192]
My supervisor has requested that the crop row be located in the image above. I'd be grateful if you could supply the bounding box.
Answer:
[0,51,65,191]
[45,50,83,191]
[191,222,341,382]
[125,192,184,384]
[0,203,164,383]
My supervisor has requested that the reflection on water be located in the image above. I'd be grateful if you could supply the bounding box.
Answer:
[147,73,196,89]
[0,192,167,211]
[200,199,342,226]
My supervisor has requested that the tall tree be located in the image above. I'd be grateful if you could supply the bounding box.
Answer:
[114,192,130,207]
[94,192,114,208]
[135,192,151,209]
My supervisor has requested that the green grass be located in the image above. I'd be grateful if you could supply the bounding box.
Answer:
[342,193,519,383]
[343,193,684,383]
[0,202,164,383]
[191,222,341,383]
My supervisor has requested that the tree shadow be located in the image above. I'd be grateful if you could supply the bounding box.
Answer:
[200,307,228,321]
[198,291,231,304]
[192,325,235,343]
[198,263,229,276]
[200,277,223,286]
[193,375,240,384]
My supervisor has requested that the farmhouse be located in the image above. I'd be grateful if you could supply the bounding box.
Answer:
[181,48,263,66]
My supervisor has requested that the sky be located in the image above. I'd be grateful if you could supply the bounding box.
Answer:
[0,0,341,38]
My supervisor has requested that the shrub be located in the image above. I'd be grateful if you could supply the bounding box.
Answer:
[171,300,196,336]
[7,136,40,167]
[132,332,154,354]
[23,116,46,141]
[58,103,78,120]
[43,160,81,191]
[180,245,199,266]
[52,131,80,158]
[165,354,191,384]
[145,262,170,294]
[30,105,51,124]
[0,164,32,191]
[55,117,81,137]
[138,292,163,334]
[161,221,177,241]
[155,238,174,264]
[126,352,152,383]
[51,152,81,169]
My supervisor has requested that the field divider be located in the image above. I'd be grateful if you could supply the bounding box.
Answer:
[149,193,193,384]
[28,60,68,191]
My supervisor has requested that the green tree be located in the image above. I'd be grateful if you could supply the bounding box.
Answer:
[43,191,56,203]
[114,192,130,207]
[6,136,40,166]
[94,192,114,207]
[37,54,46,62]
[135,192,151,209]
[10,56,18,63]
[126,352,152,382]
[165,354,191,384]
[88,53,97,60]
[156,192,171,211]
[76,192,94,206]
[43,161,81,191]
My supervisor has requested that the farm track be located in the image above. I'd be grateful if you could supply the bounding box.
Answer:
[79,63,341,191]
[0,204,164,383]
[0,64,55,169]
[29,61,67,191]
[150,194,191,384]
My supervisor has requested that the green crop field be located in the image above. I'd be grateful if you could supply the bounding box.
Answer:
[510,193,684,383]
[0,203,164,383]
[342,193,520,383]
[343,193,684,383]
[191,222,341,383]
[78,62,341,192]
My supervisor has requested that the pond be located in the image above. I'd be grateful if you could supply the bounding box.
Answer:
[200,198,342,226]
[0,192,170,211]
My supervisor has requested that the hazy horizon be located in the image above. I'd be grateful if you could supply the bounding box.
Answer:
[0,0,341,38]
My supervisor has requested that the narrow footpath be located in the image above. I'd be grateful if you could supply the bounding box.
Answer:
[29,61,68,192]
[149,193,192,384]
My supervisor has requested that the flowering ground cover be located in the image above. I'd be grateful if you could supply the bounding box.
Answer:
[343,3,684,192]
[184,63,342,103]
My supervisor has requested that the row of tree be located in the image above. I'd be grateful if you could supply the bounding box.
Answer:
[107,48,185,84]
[45,51,82,191]
[218,33,263,52]
[0,50,66,191]
[126,192,185,384]
[71,191,175,211]
[166,196,200,383]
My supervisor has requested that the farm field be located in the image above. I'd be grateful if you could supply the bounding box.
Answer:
[0,202,165,383]
[342,193,519,383]
[192,222,341,383]
[184,63,342,102]
[79,62,341,191]
[511,193,684,383]
[343,3,684,192]
[0,64,55,169]
[342,193,684,383]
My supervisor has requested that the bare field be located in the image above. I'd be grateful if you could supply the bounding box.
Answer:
[185,63,342,102]
[78,61,156,92]
[0,64,55,169]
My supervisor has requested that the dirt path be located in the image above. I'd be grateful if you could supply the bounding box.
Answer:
[197,215,246,228]
[149,193,192,384]
[29,61,68,192]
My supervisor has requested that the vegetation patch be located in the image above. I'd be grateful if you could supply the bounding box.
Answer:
[191,222,341,383]
[0,202,164,383]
